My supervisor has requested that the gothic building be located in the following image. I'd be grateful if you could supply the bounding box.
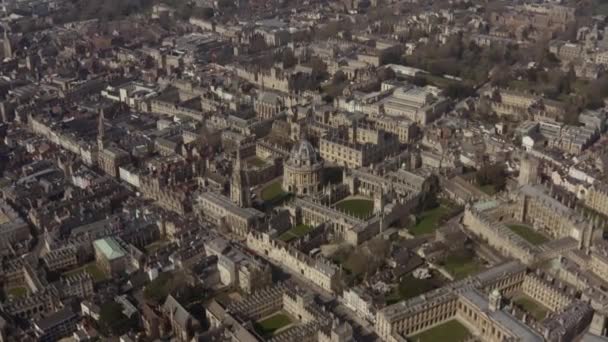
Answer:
[230,149,251,208]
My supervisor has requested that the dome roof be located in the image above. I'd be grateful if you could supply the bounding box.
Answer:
[289,139,319,165]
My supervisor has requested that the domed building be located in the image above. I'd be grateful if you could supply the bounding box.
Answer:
[283,139,324,196]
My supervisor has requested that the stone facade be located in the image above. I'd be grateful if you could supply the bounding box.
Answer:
[375,261,532,342]
[195,191,264,236]
[320,126,399,168]
[586,183,608,217]
[42,247,78,272]
[522,272,575,312]
[463,201,540,265]
[246,232,340,293]
[283,139,324,196]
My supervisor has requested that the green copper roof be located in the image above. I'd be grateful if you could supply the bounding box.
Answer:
[94,237,126,260]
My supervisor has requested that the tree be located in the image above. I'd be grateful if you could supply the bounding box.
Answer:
[249,34,268,52]
[144,271,185,305]
[192,7,214,19]
[417,191,438,212]
[490,65,511,87]
[377,67,396,81]
[217,0,235,10]
[332,70,347,84]
[309,56,327,74]
[583,76,608,109]
[476,164,506,191]
[563,100,581,125]
[411,76,428,87]
[99,302,136,336]
[444,83,475,99]
[280,49,297,69]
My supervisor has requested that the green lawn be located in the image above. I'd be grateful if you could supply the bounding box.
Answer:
[442,252,483,280]
[247,157,267,168]
[513,295,548,321]
[409,205,451,236]
[63,262,108,282]
[279,224,315,242]
[335,199,374,219]
[254,312,292,337]
[261,181,286,202]
[7,286,27,298]
[506,224,549,245]
[479,184,496,195]
[409,319,471,342]
[385,274,440,305]
[145,240,170,254]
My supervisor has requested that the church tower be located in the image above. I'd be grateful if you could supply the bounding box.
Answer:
[519,153,540,186]
[230,149,251,208]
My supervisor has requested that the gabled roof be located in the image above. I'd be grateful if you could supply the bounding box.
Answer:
[93,237,126,260]
[163,294,193,329]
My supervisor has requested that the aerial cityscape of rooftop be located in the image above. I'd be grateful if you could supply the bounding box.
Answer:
[4,0,608,341]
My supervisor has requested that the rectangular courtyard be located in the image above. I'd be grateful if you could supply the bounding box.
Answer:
[409,319,472,342]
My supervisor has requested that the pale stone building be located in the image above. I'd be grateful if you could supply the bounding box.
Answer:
[282,139,324,196]
[93,237,127,276]
[206,284,353,342]
[380,85,449,126]
[195,192,264,236]
[320,126,399,168]
[375,262,538,342]
[586,183,608,217]
[246,232,340,293]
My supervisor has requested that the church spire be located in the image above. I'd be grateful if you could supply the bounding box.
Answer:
[235,147,242,172]
[231,146,250,207]
[2,24,11,59]
[97,111,105,151]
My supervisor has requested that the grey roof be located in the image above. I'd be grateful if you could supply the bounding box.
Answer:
[34,307,77,332]
[582,333,608,342]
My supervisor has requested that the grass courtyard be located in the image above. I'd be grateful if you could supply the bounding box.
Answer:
[145,239,170,254]
[247,157,267,168]
[335,198,374,219]
[279,224,315,242]
[512,295,548,321]
[409,319,471,342]
[442,252,483,280]
[6,286,27,298]
[479,184,497,195]
[385,273,443,305]
[261,180,294,207]
[506,224,549,246]
[261,181,285,201]
[253,312,293,337]
[63,262,108,282]
[409,205,452,236]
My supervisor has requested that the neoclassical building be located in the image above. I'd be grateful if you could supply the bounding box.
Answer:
[375,261,542,342]
[283,139,324,196]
